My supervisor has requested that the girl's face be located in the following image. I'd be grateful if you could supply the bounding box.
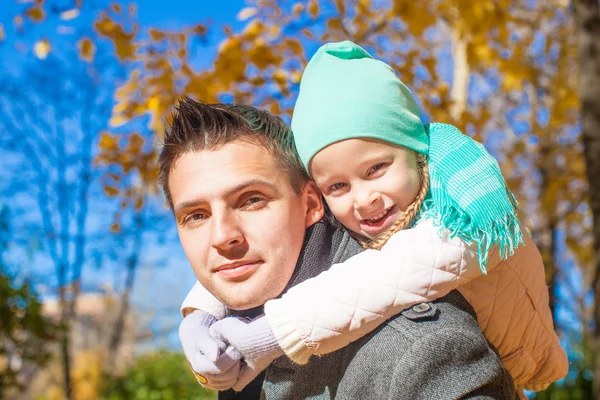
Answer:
[310,138,421,240]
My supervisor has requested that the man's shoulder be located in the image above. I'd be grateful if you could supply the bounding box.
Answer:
[263,291,514,400]
[386,290,481,341]
[353,290,481,359]
[337,291,515,399]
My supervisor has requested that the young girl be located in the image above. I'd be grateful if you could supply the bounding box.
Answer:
[182,41,568,393]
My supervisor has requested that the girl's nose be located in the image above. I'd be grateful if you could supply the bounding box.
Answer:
[354,190,382,214]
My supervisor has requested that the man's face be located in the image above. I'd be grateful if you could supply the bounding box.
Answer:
[169,140,322,310]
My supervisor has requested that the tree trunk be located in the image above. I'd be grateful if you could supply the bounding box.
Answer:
[538,153,559,323]
[58,287,73,400]
[540,221,559,323]
[107,209,144,368]
[449,26,469,122]
[573,0,600,396]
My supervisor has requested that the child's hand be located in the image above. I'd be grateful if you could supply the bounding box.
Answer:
[179,310,242,391]
[210,316,284,392]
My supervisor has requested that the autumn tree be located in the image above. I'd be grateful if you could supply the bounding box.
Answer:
[0,51,111,400]
[0,1,160,399]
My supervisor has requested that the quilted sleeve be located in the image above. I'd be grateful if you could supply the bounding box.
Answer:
[181,281,228,319]
[264,218,494,364]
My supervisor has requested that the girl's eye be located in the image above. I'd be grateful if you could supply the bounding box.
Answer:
[368,163,386,175]
[329,182,347,192]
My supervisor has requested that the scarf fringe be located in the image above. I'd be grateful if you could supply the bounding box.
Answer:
[421,193,525,274]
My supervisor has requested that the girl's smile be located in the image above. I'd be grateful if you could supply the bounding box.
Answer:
[359,204,398,237]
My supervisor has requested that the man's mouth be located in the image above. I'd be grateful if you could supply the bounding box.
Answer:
[359,205,397,236]
[214,260,263,281]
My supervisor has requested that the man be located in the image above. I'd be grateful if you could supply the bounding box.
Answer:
[159,97,517,399]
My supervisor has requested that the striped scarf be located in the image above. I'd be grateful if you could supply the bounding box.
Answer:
[419,123,524,272]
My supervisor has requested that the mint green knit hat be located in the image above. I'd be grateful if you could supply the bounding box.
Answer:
[291,41,428,170]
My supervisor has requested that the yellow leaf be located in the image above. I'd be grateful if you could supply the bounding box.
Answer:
[397,2,435,36]
[284,38,304,57]
[107,172,121,182]
[0,24,4,42]
[94,13,113,36]
[273,69,287,83]
[438,82,450,97]
[149,28,166,41]
[115,35,135,60]
[94,12,136,61]
[192,23,207,36]
[502,71,523,91]
[468,41,494,67]
[250,76,267,86]
[292,3,304,16]
[60,9,80,20]
[135,196,144,210]
[291,70,302,84]
[104,186,119,197]
[78,38,95,62]
[327,17,345,34]
[99,132,119,151]
[129,3,136,16]
[128,132,145,153]
[308,0,319,18]
[14,15,23,28]
[244,19,264,38]
[110,222,121,233]
[148,95,160,112]
[269,25,281,38]
[33,39,51,59]
[26,5,45,22]
[111,3,121,13]
[302,27,314,39]
[109,115,128,127]
[237,7,257,21]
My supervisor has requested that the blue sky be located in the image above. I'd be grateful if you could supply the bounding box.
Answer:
[135,1,246,29]
[136,1,247,68]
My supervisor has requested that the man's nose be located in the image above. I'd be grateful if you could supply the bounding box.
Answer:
[210,212,244,251]
[354,188,382,214]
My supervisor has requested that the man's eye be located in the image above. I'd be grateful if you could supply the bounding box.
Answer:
[242,196,266,209]
[185,213,208,226]
[368,163,386,175]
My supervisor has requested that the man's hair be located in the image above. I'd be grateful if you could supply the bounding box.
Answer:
[158,97,310,209]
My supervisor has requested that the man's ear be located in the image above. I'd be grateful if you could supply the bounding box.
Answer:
[303,181,324,228]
